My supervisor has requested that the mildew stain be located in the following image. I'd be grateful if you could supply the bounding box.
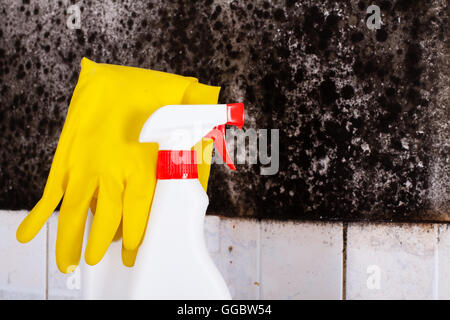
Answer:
[0,0,448,221]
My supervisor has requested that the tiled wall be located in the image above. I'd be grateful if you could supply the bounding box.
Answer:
[0,210,448,300]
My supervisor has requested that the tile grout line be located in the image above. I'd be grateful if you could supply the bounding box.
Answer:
[45,221,49,300]
[256,220,262,300]
[433,224,439,300]
[342,222,348,300]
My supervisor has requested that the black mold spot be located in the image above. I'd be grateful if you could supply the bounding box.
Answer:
[127,18,134,30]
[341,85,355,99]
[358,1,366,10]
[88,32,97,43]
[213,21,224,30]
[36,85,44,96]
[211,5,222,20]
[385,87,396,97]
[380,1,391,11]
[273,8,285,22]
[16,65,25,80]
[395,0,414,11]
[351,32,364,43]
[285,0,296,8]
[294,68,304,82]
[406,88,422,106]
[376,29,388,42]
[319,79,338,105]
[75,29,85,46]
[404,43,422,85]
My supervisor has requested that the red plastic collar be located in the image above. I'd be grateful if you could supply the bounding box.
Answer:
[226,103,245,128]
[157,150,198,180]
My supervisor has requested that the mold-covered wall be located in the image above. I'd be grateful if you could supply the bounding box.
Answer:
[0,0,448,221]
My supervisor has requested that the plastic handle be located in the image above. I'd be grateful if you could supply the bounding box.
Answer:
[204,103,245,171]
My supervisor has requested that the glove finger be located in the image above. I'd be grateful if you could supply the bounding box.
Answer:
[84,178,123,266]
[122,245,138,267]
[55,177,97,273]
[16,175,65,243]
[122,214,146,267]
[122,175,154,250]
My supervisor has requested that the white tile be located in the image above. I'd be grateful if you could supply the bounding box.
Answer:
[214,217,260,300]
[0,210,46,299]
[260,221,343,300]
[346,222,435,300]
[438,224,450,299]
[204,215,221,254]
[47,213,82,300]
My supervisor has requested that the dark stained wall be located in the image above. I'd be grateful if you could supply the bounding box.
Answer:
[0,0,448,222]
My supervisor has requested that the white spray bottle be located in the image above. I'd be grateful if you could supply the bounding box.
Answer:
[126,102,245,299]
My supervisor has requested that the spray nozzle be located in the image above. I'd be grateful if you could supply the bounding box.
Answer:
[140,102,245,171]
[205,103,245,171]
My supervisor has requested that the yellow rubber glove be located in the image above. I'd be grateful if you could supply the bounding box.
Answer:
[16,58,219,273]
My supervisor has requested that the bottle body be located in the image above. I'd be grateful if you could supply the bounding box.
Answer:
[80,179,230,300]
[129,179,230,299]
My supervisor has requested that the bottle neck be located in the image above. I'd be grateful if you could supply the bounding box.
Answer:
[156,150,198,180]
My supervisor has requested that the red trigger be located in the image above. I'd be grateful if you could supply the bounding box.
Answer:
[204,102,244,171]
[205,124,236,171]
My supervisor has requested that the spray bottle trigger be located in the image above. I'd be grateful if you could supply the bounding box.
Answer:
[205,124,236,171]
